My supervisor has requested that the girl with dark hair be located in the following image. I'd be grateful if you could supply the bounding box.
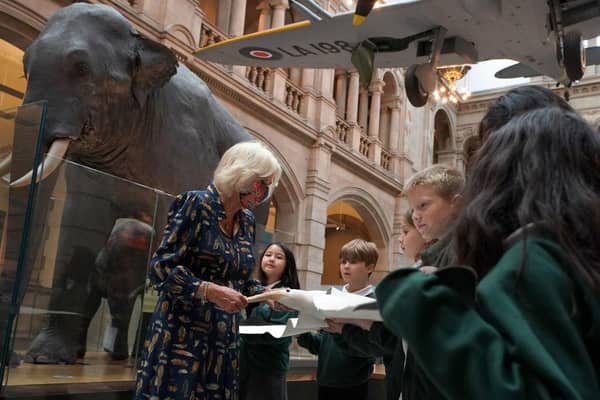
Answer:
[376,107,600,399]
[239,243,300,400]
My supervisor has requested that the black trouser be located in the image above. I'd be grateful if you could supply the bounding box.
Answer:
[240,369,287,400]
[318,382,368,400]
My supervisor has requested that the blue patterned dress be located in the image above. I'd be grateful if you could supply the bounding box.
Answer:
[134,184,263,400]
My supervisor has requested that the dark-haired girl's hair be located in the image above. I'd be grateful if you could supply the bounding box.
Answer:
[257,242,301,289]
[455,107,600,291]
[478,85,574,142]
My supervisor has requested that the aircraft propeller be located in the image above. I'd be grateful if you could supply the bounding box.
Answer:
[353,0,377,26]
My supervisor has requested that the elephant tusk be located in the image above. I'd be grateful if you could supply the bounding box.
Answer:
[0,153,12,177]
[10,138,70,188]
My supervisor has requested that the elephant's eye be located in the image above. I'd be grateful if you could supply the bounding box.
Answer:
[74,62,90,77]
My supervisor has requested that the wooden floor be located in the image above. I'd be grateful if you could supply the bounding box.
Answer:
[5,352,136,386]
[1,352,384,398]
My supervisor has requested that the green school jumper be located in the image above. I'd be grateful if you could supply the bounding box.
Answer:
[337,321,404,400]
[377,237,600,399]
[298,288,376,389]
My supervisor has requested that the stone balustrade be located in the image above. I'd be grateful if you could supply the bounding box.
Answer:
[335,117,350,144]
[380,149,392,171]
[359,135,370,157]
[285,81,304,114]
[246,67,272,93]
[199,21,227,48]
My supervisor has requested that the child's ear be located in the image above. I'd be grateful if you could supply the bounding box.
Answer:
[367,263,376,274]
[451,194,464,211]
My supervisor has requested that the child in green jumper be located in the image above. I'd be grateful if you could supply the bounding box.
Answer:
[327,167,463,400]
[297,239,377,400]
[377,108,600,399]
[240,242,300,400]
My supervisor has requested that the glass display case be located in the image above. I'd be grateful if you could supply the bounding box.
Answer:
[0,103,295,398]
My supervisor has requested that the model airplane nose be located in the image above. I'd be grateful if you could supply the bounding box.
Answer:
[353,0,377,26]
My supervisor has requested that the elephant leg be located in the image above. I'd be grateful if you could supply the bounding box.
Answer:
[105,293,136,360]
[100,218,153,361]
[25,168,117,364]
[25,245,103,364]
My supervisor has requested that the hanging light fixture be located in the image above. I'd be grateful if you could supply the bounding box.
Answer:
[433,64,472,104]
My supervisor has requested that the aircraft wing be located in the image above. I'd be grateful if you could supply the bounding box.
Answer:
[197,0,600,80]
[195,0,476,70]
[496,46,600,79]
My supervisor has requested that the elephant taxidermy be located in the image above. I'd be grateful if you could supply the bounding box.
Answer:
[3,3,257,365]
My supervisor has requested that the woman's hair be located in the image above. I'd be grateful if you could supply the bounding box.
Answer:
[213,141,282,198]
[257,242,300,289]
[455,107,600,290]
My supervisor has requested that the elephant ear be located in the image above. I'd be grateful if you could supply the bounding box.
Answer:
[131,33,178,108]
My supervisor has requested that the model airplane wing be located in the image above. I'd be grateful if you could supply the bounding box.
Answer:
[196,0,600,107]
[195,0,477,70]
[242,288,381,338]
[496,46,600,78]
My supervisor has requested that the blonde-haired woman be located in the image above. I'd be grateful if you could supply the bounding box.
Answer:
[135,141,281,400]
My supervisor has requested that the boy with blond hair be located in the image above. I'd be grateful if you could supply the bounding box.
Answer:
[298,239,377,400]
[327,164,464,400]
[404,164,464,268]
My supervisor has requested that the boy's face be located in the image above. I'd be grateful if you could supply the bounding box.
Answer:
[340,259,374,289]
[400,224,426,261]
[407,185,461,241]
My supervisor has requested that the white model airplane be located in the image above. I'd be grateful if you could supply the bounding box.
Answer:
[241,288,381,338]
[195,0,600,107]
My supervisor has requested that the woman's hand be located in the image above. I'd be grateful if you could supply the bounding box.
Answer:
[206,283,248,313]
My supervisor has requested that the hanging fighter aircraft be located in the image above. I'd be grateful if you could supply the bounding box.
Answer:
[195,0,600,107]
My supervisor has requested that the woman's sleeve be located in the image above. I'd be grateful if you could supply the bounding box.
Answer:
[375,240,597,400]
[148,192,203,302]
[239,211,264,296]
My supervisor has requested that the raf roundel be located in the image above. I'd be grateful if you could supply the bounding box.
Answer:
[249,50,272,59]
[239,47,283,61]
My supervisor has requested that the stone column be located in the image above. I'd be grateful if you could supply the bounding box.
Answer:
[271,0,289,28]
[289,68,301,85]
[368,80,384,137]
[300,68,317,123]
[388,99,402,152]
[217,0,233,33]
[388,98,404,178]
[346,71,362,151]
[358,87,369,132]
[268,0,289,103]
[368,80,384,163]
[296,138,332,289]
[229,0,248,77]
[345,71,360,124]
[334,70,348,117]
[257,0,272,31]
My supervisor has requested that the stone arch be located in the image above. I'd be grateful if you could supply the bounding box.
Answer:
[0,7,39,110]
[432,108,455,165]
[327,187,391,246]
[0,5,42,50]
[164,24,196,48]
[321,187,391,285]
[246,128,304,246]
